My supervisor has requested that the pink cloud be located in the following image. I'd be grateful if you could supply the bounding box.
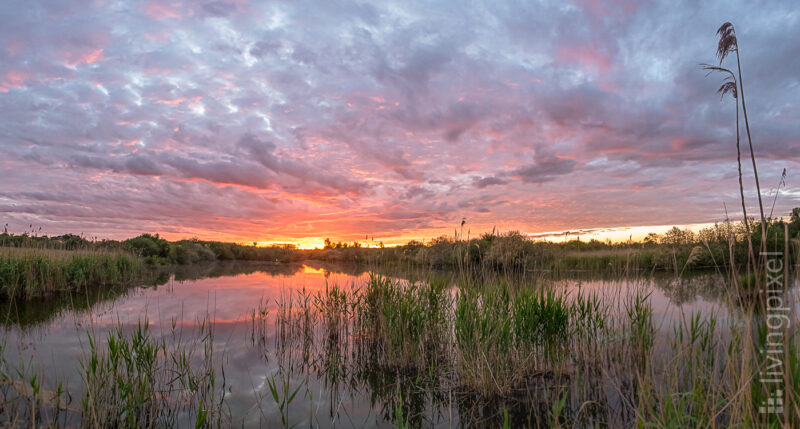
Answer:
[597,80,619,92]
[155,97,188,105]
[0,70,29,92]
[670,138,689,151]
[63,48,104,66]
[556,46,611,73]
[570,0,640,19]
[556,46,612,73]
[144,1,184,19]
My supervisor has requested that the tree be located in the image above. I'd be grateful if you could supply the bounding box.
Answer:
[643,232,660,245]
[661,227,694,246]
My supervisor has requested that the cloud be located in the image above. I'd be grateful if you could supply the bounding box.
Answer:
[511,155,577,184]
[472,176,508,188]
[70,153,165,176]
[237,134,369,196]
[0,0,798,243]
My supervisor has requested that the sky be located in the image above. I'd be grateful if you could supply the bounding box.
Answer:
[1,0,798,248]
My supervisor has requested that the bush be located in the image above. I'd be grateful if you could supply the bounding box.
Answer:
[124,234,170,260]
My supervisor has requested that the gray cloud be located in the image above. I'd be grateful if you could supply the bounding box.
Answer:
[0,0,798,241]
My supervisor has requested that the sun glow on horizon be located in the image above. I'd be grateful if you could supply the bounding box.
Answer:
[2,0,798,257]
[254,237,325,250]
[234,221,725,249]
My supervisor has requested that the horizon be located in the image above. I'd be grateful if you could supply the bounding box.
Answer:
[3,219,756,250]
[2,0,799,247]
[254,221,726,249]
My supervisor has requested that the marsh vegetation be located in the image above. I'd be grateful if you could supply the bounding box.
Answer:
[0,247,142,300]
[0,257,797,427]
[0,21,798,428]
[0,209,799,427]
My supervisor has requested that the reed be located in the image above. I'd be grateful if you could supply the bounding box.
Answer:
[356,274,451,370]
[0,248,143,299]
[1,261,797,427]
[0,318,228,428]
[81,320,227,428]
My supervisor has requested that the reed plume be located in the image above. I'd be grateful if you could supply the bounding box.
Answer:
[716,22,767,256]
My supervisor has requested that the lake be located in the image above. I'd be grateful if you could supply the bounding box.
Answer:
[1,261,797,427]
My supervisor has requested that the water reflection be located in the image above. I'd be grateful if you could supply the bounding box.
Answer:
[0,261,366,328]
[0,262,796,427]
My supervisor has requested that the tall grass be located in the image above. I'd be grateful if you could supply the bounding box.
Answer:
[1,270,797,427]
[0,318,228,428]
[5,209,798,273]
[356,274,450,369]
[81,320,227,428]
[259,274,797,427]
[0,248,143,299]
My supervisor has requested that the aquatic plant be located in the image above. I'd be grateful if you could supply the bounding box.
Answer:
[1,264,798,427]
[81,320,227,428]
[0,248,143,299]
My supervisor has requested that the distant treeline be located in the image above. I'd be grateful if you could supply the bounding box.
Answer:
[0,233,303,265]
[2,208,799,273]
[328,211,799,273]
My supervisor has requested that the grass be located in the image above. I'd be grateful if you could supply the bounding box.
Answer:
[0,318,228,428]
[453,282,608,396]
[356,274,450,369]
[257,273,799,427]
[0,247,143,299]
[86,319,226,428]
[3,209,798,273]
[1,19,796,426]
[0,267,797,427]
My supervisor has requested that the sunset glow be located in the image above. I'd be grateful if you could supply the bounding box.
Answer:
[1,0,798,245]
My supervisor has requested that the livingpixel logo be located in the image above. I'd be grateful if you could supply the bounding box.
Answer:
[758,251,788,415]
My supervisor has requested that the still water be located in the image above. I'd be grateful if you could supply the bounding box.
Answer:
[0,261,795,427]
